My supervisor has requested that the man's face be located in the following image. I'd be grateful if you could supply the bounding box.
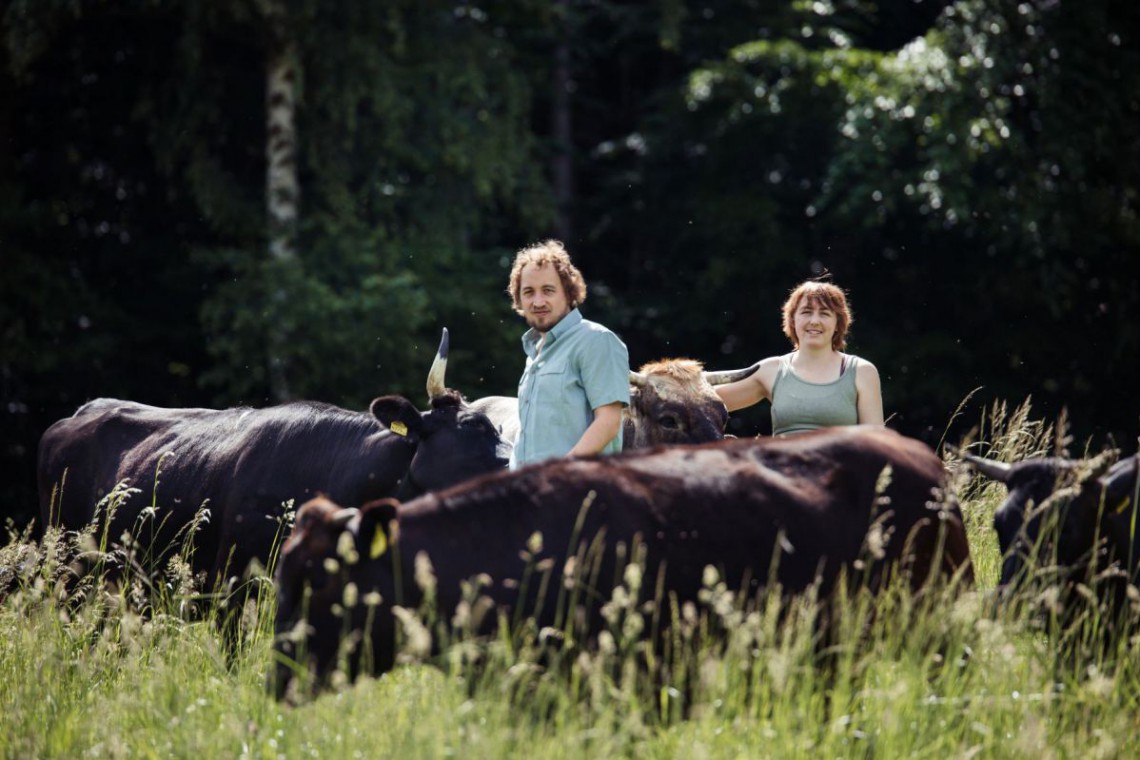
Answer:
[519,263,571,334]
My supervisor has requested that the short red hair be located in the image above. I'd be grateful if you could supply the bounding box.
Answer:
[781,281,852,350]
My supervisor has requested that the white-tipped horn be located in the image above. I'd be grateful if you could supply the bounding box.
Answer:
[426,328,450,400]
[332,508,360,528]
[702,361,761,386]
[960,452,1014,483]
[628,371,649,388]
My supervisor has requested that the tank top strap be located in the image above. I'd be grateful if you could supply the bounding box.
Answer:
[771,353,794,396]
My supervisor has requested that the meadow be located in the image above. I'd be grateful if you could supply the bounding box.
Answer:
[2,401,1138,759]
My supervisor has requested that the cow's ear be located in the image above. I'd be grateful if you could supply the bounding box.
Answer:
[356,498,400,560]
[370,396,423,441]
[1101,456,1135,514]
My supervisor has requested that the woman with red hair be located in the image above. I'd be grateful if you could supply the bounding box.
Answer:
[715,280,883,435]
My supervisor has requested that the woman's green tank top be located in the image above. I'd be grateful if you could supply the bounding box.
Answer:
[770,353,860,436]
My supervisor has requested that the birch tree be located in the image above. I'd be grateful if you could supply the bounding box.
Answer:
[256,0,300,401]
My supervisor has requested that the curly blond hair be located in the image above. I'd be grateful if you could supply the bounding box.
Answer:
[507,240,588,315]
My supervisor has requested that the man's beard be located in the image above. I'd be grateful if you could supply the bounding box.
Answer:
[526,308,565,332]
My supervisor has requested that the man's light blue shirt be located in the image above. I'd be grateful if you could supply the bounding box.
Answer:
[510,308,630,469]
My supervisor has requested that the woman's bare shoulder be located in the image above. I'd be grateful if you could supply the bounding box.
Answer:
[752,355,785,388]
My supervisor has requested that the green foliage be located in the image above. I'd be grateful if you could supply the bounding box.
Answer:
[190,0,551,404]
[581,0,1139,443]
[811,0,1140,437]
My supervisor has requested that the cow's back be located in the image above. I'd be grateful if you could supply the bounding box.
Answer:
[597,426,959,595]
[38,398,409,584]
[38,399,213,526]
[404,426,968,623]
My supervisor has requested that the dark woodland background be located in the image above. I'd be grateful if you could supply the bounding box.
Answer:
[2,0,1138,529]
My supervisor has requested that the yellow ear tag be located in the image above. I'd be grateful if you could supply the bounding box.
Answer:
[370,529,388,559]
[389,421,408,437]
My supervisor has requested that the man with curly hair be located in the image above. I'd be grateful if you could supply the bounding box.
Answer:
[506,240,630,468]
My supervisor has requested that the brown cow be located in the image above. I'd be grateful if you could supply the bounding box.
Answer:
[471,358,759,450]
[271,426,971,697]
[625,358,757,448]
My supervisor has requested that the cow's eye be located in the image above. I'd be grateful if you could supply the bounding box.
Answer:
[659,414,680,430]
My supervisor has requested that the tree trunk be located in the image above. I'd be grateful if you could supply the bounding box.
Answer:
[264,38,298,402]
[552,0,574,242]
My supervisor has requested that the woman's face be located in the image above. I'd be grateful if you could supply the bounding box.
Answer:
[793,297,837,350]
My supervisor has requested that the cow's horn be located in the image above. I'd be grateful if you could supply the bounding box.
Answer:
[333,508,359,528]
[629,371,648,388]
[959,452,1013,483]
[426,328,449,400]
[703,362,761,386]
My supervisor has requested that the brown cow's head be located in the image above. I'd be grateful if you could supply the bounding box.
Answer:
[624,359,759,448]
[271,496,402,701]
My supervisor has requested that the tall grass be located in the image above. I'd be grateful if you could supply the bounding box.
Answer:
[3,400,1139,758]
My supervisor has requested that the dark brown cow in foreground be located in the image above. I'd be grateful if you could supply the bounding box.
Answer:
[472,358,758,450]
[37,330,509,592]
[272,426,972,697]
[961,448,1139,618]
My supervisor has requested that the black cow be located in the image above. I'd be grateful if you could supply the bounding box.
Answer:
[272,426,972,697]
[961,448,1139,614]
[37,330,510,591]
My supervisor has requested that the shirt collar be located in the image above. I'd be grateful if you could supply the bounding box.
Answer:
[522,307,583,358]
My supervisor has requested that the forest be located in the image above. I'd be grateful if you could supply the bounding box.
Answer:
[2,0,1138,528]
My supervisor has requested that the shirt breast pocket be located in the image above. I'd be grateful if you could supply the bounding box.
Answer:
[534,363,566,390]
[533,364,574,423]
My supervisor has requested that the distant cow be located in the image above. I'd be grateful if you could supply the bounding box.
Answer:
[472,358,759,450]
[961,448,1139,615]
[272,426,971,696]
[37,330,510,591]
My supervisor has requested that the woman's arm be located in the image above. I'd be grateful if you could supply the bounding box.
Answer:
[714,357,779,412]
[855,362,884,425]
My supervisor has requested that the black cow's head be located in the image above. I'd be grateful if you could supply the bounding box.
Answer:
[962,449,1124,590]
[370,328,510,500]
[371,391,510,500]
[271,496,402,701]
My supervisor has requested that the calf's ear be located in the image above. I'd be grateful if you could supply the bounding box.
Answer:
[371,396,423,441]
[355,498,400,560]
